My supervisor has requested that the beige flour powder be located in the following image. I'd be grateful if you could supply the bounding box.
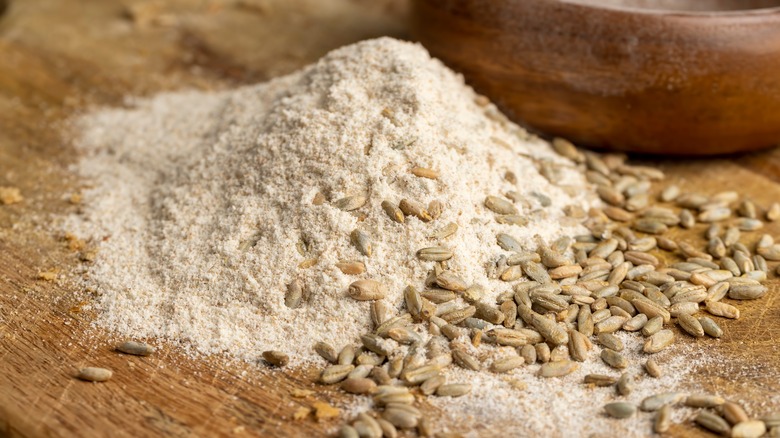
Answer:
[69,38,593,362]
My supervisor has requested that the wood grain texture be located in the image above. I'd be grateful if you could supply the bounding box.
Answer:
[410,0,780,155]
[0,1,778,437]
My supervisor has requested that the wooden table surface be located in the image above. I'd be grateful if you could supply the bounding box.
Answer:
[0,1,778,437]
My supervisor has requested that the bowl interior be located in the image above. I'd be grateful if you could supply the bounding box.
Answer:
[562,0,780,12]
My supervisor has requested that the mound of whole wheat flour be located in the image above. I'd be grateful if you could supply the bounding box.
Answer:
[69,38,593,361]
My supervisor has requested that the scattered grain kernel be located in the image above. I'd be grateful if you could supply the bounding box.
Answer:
[583,374,617,387]
[333,194,368,211]
[685,394,725,408]
[722,402,750,425]
[77,367,113,382]
[411,167,440,179]
[485,195,518,215]
[117,341,155,356]
[381,200,405,223]
[350,229,373,256]
[643,329,674,354]
[640,392,686,411]
[695,411,731,436]
[348,279,386,301]
[654,405,672,433]
[436,383,472,397]
[604,402,636,419]
[538,360,578,377]
[732,421,767,438]
[767,202,780,221]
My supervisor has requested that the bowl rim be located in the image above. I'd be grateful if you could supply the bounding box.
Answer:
[556,0,780,16]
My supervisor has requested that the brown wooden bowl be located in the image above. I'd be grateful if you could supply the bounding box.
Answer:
[410,0,780,155]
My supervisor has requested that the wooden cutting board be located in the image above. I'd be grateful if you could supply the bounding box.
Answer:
[0,1,778,437]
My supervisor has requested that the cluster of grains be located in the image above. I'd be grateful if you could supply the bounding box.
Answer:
[314,140,780,437]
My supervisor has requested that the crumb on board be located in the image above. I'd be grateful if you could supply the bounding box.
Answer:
[64,232,86,251]
[313,401,339,421]
[37,270,58,281]
[68,302,87,313]
[0,186,23,205]
[79,250,97,262]
[289,388,314,398]
[293,407,311,421]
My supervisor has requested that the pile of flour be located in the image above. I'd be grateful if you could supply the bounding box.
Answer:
[63,37,721,437]
[69,38,593,361]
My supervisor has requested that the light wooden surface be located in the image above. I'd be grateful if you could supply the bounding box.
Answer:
[0,1,778,437]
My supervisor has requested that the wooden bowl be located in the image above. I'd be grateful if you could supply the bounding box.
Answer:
[410,0,780,155]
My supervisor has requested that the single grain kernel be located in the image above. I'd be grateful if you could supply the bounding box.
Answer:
[262,350,289,367]
[117,341,155,356]
[77,367,113,382]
